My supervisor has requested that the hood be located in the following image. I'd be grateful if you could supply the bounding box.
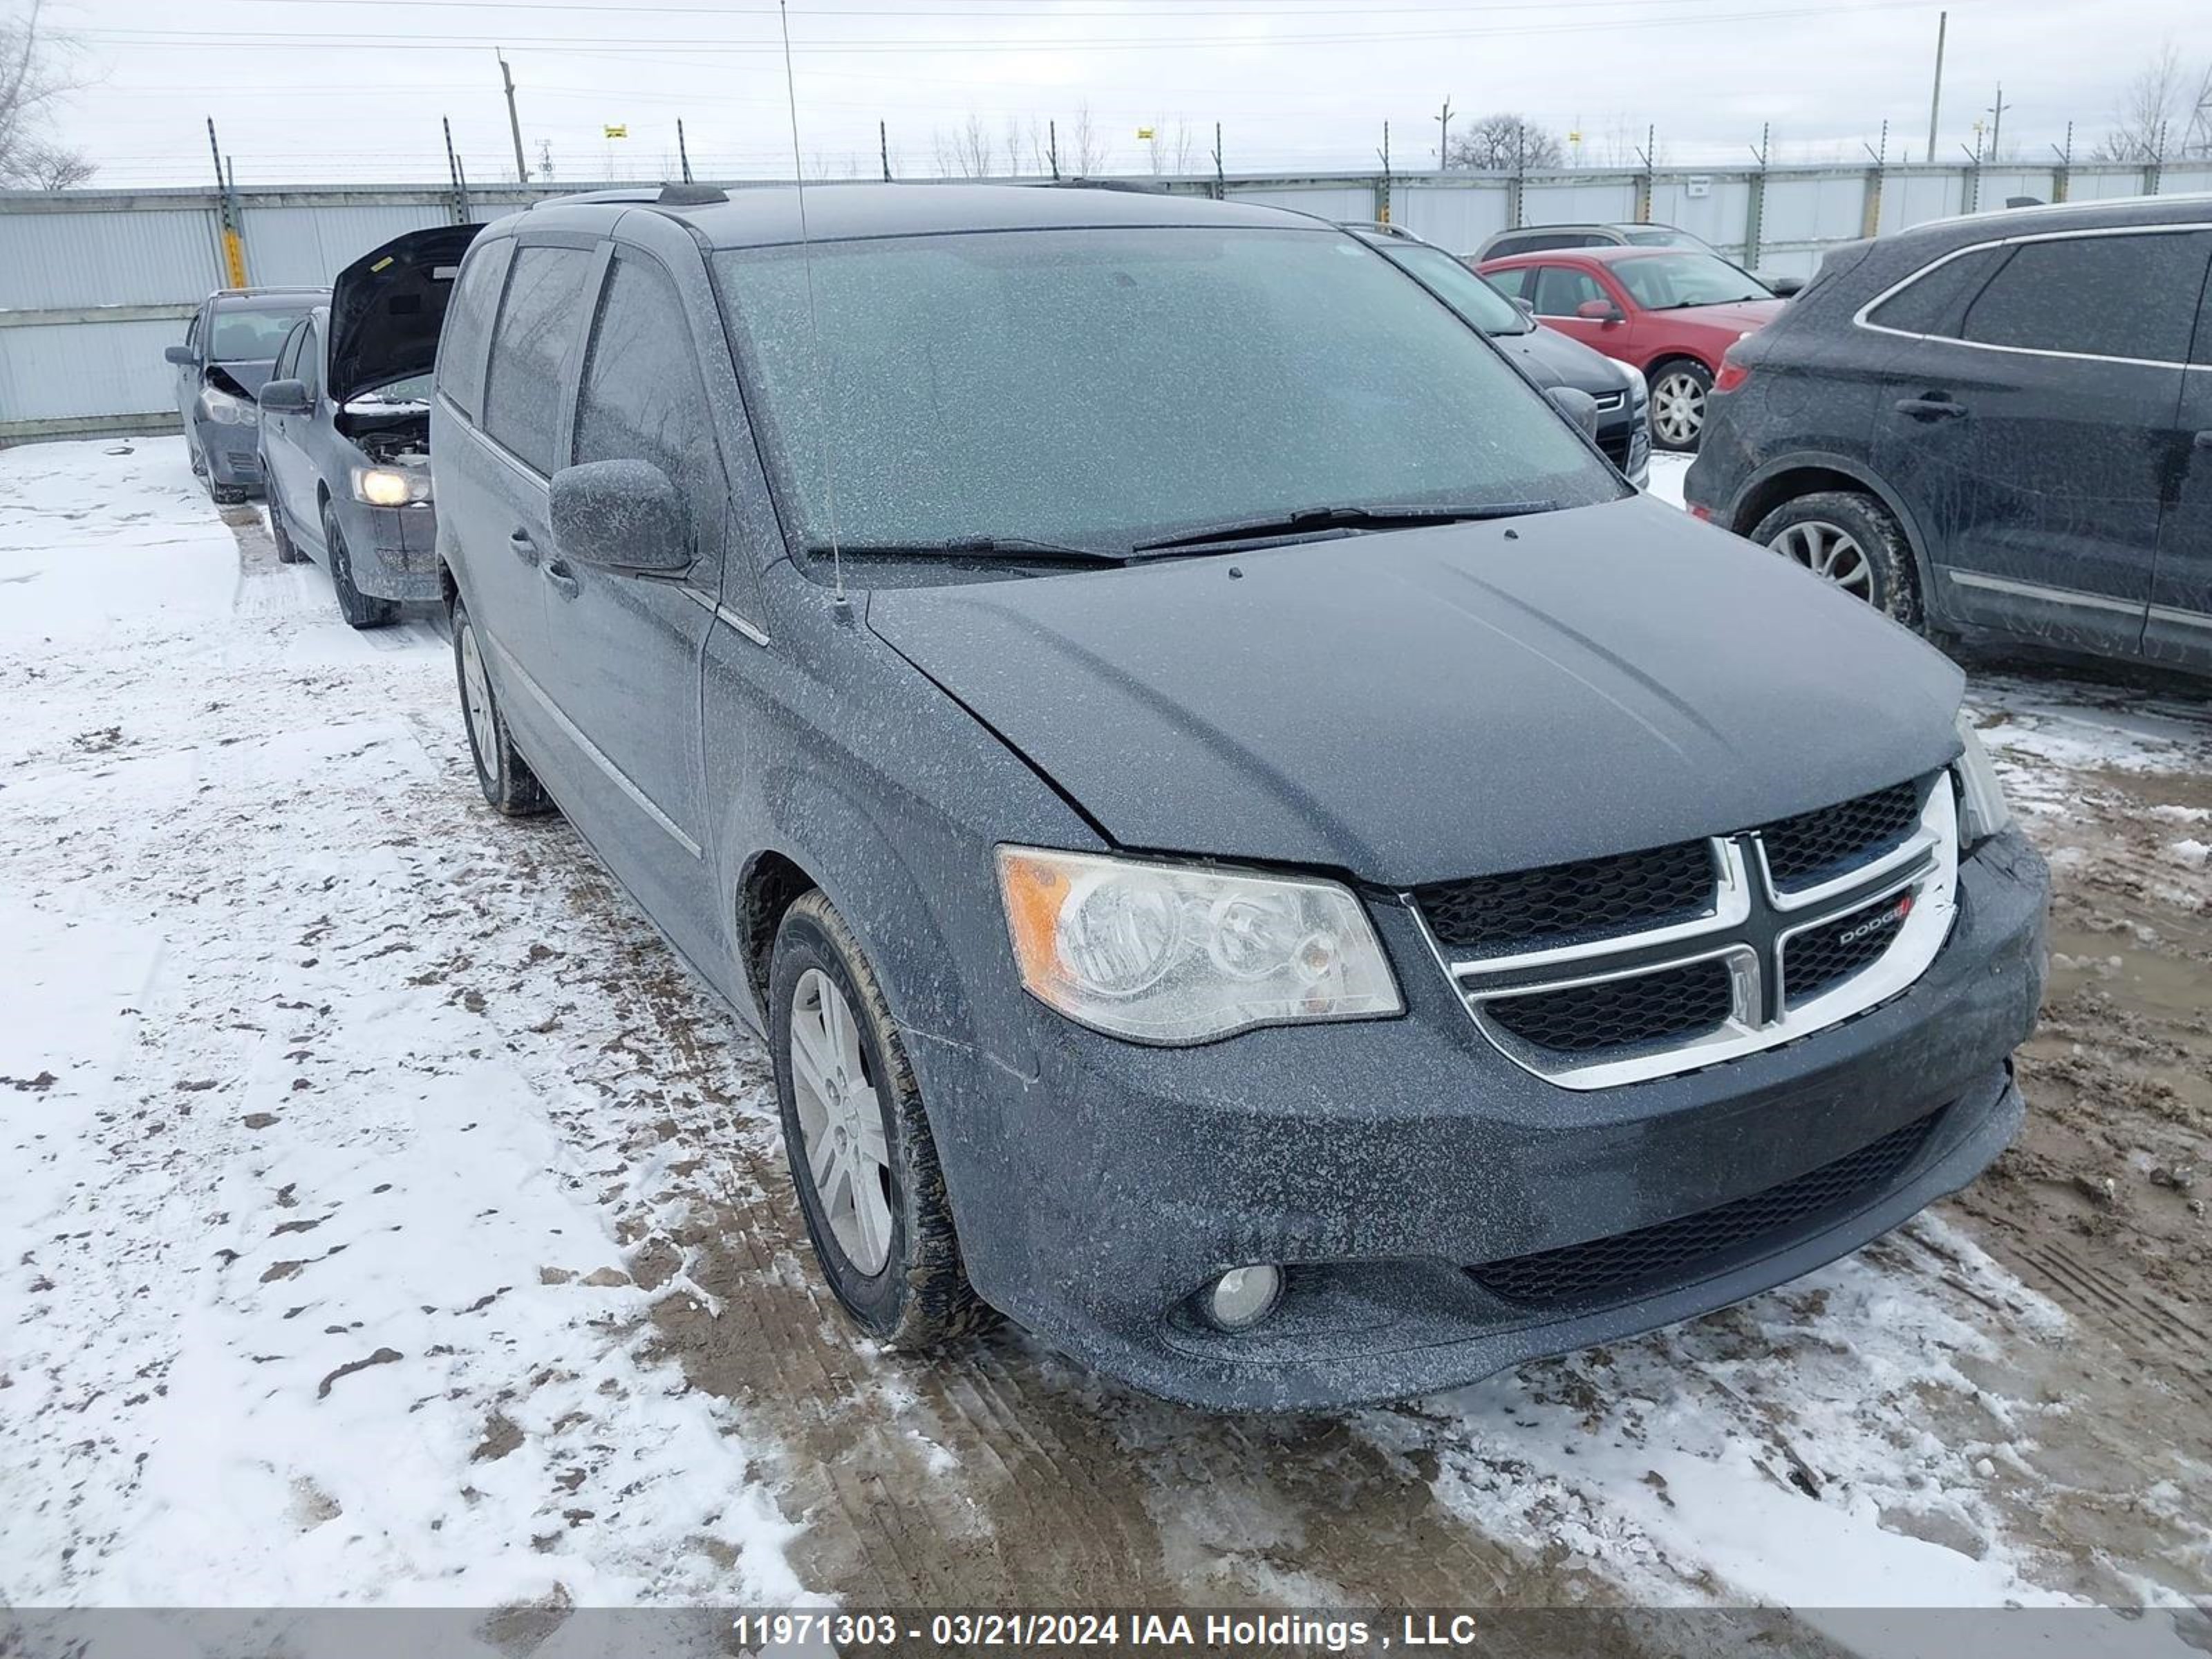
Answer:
[328,223,482,406]
[867,496,1965,887]
[206,359,276,399]
[1668,298,1786,335]
[1492,325,1630,397]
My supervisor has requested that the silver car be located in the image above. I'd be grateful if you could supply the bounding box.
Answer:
[163,287,324,503]
[256,225,479,626]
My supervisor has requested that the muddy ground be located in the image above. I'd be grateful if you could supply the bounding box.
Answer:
[3,438,2206,1625]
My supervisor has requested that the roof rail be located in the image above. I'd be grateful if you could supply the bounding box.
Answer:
[528,182,731,211]
[1047,178,1170,195]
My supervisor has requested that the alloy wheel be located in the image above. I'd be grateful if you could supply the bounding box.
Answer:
[459,623,498,774]
[789,966,894,1275]
[1651,371,1705,447]
[1770,519,1875,600]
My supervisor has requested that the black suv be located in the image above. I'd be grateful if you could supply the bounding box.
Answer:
[427,183,2045,1410]
[1686,196,2212,679]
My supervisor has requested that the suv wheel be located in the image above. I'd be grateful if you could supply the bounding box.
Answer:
[451,593,553,816]
[1647,360,1712,452]
[769,889,986,1349]
[268,494,308,564]
[321,503,400,629]
[1752,490,1924,630]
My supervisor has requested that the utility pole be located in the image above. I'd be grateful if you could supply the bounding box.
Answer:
[880,119,892,181]
[1435,95,1454,174]
[1985,83,2010,162]
[677,118,693,183]
[1925,9,1947,163]
[496,51,528,182]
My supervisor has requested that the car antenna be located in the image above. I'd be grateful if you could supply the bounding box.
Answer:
[778,0,848,615]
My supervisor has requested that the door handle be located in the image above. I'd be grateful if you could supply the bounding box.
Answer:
[543,559,581,601]
[1894,396,1968,421]
[509,528,539,566]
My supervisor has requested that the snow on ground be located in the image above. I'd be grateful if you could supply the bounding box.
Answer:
[4,435,2208,1630]
[1,441,800,1609]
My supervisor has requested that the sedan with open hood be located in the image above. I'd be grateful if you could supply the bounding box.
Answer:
[256,223,480,626]
[429,184,2047,1411]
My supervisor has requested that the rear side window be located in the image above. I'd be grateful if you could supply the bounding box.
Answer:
[574,254,724,570]
[437,238,513,422]
[1866,247,2002,335]
[483,244,594,474]
[1532,265,1607,316]
[1958,230,2212,363]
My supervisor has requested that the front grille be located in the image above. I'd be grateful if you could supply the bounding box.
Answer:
[1597,428,1634,469]
[1785,888,1913,1001]
[1415,840,1714,955]
[1485,957,1734,1053]
[1467,1112,1938,1308]
[1757,779,1923,890]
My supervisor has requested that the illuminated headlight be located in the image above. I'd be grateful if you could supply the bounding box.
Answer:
[995,847,1402,1044]
[200,386,257,426]
[352,466,431,507]
[1953,711,2012,850]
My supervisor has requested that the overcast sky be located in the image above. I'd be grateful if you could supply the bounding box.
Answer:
[32,0,2209,189]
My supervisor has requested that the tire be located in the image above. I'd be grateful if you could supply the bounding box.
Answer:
[1751,489,1924,631]
[321,503,400,629]
[451,592,554,816]
[268,491,308,564]
[1647,359,1714,453]
[770,889,987,1350]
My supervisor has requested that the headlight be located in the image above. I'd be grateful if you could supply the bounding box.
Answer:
[995,847,1402,1044]
[352,466,431,507]
[201,386,257,426]
[1621,362,1648,405]
[1953,711,2012,849]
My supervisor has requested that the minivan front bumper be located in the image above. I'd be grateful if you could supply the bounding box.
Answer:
[941,825,2045,1411]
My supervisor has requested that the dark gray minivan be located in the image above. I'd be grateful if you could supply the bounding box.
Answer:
[430,184,2048,1411]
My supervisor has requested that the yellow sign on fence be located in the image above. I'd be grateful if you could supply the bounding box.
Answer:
[603,124,628,139]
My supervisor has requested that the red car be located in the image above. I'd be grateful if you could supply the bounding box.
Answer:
[1474,245,1785,453]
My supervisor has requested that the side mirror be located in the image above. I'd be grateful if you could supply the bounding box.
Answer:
[258,378,312,415]
[165,344,199,367]
[1511,297,1536,319]
[1763,273,1806,298]
[1574,298,1624,323]
[1547,386,1601,435]
[550,458,691,573]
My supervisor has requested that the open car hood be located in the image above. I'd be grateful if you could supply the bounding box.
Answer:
[328,224,482,407]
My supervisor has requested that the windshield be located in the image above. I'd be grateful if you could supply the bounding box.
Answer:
[712,227,1620,554]
[1609,252,1772,309]
[344,372,433,411]
[209,303,315,361]
[1375,241,1530,335]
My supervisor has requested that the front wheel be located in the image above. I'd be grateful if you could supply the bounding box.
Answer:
[321,503,399,630]
[1751,489,1924,630]
[451,592,553,816]
[1647,359,1714,453]
[770,890,986,1350]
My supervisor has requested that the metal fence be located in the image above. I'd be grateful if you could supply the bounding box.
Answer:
[4,156,2209,444]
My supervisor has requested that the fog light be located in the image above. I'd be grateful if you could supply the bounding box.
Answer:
[1201,1264,1283,1332]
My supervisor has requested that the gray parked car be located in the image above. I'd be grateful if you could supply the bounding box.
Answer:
[164,286,324,503]
[424,183,2046,1411]
[256,225,479,626]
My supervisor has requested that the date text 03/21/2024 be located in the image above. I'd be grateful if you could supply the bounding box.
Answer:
[725,1611,1510,1650]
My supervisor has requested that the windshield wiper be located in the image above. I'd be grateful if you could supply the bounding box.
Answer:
[1130,501,1557,554]
[807,536,1123,564]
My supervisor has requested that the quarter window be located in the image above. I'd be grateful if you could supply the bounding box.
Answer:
[436,238,514,423]
[484,244,594,474]
[574,254,724,575]
[296,323,321,402]
[1957,231,2212,363]
[1866,247,2003,336]
[1484,265,1532,301]
[273,319,303,380]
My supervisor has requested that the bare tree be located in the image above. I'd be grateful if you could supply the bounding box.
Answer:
[2094,41,2212,161]
[0,1,95,189]
[1066,102,1109,175]
[1143,117,1198,176]
[935,113,995,178]
[1445,113,1565,171]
